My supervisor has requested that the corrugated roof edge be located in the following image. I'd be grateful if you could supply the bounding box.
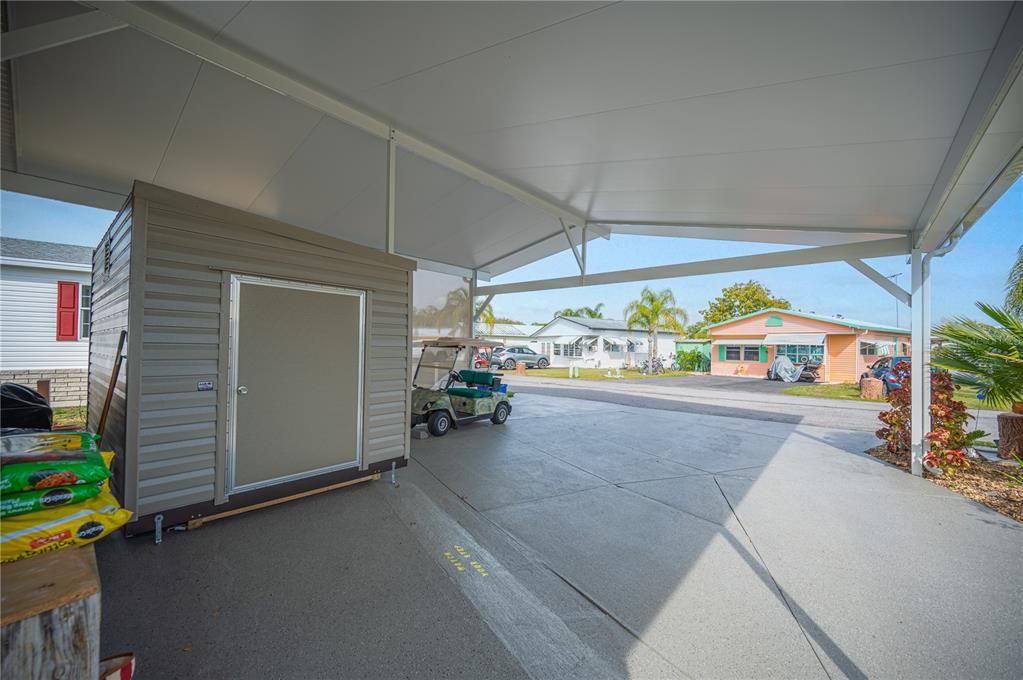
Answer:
[704,307,909,335]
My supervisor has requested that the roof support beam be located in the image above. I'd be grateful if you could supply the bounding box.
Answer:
[1,9,126,62]
[477,237,909,296]
[588,220,910,236]
[914,2,1023,250]
[845,259,911,307]
[385,129,396,254]
[88,1,586,227]
[1,170,126,211]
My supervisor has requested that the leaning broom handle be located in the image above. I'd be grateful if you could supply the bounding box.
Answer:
[96,330,127,443]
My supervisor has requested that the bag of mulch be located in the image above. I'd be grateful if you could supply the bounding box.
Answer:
[0,451,111,493]
[1,431,100,463]
[0,483,103,518]
[0,491,132,563]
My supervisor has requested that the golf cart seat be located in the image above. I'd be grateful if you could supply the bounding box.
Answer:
[457,369,500,388]
[446,369,502,399]
[446,386,492,399]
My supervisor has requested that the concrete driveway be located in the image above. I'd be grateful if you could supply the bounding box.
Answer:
[96,392,1021,679]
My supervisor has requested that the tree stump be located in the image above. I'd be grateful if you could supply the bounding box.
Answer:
[860,377,884,401]
[996,412,1023,460]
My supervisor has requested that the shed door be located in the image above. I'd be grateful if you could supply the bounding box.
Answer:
[228,276,364,494]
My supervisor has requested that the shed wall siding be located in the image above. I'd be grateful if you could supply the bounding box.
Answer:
[87,203,132,506]
[134,194,410,516]
[0,265,91,370]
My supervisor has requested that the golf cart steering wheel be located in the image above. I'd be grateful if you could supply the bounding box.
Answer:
[448,370,463,385]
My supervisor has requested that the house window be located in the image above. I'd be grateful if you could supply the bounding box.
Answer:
[80,285,92,339]
[777,344,824,363]
[742,345,760,361]
[725,345,741,360]
[860,342,878,356]
[553,344,562,356]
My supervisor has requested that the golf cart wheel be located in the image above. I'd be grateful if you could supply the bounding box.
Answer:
[536,358,549,369]
[427,411,452,436]
[503,359,516,370]
[491,402,510,425]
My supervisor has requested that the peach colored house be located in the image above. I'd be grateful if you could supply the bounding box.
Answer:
[706,309,910,383]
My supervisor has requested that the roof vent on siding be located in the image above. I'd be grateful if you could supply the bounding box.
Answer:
[103,233,113,279]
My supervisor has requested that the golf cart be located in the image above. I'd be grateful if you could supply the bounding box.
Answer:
[411,338,512,437]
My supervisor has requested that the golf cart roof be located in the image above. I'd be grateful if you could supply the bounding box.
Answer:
[420,337,502,349]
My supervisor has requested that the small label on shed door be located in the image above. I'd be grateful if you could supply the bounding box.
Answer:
[197,380,214,391]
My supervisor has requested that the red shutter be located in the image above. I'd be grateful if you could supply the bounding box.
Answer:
[56,281,79,341]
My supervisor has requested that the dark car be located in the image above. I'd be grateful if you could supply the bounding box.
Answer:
[863,356,911,395]
[490,346,550,370]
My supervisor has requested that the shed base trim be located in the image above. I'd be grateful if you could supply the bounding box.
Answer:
[124,456,407,536]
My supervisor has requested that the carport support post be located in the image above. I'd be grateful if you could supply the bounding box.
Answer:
[909,249,930,476]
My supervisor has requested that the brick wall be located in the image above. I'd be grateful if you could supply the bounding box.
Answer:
[0,369,88,407]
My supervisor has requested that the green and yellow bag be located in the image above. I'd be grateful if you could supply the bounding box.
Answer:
[0,452,111,493]
[1,491,132,563]
[1,431,100,461]
[0,484,103,518]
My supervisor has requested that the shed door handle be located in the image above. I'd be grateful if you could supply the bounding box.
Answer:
[237,385,249,395]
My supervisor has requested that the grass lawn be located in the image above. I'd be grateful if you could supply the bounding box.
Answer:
[52,405,88,429]
[783,382,1003,411]
[515,367,691,381]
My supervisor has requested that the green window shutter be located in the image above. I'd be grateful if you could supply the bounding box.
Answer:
[759,345,768,362]
[718,344,726,361]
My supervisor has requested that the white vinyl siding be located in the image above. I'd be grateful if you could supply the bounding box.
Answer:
[0,265,91,370]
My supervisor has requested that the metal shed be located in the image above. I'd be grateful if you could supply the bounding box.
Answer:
[88,182,415,534]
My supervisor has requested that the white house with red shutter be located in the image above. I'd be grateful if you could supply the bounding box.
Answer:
[0,237,93,406]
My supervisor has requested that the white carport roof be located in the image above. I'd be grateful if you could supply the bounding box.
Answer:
[2,1,1021,283]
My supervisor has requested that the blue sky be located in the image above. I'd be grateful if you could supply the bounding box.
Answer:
[2,179,1020,329]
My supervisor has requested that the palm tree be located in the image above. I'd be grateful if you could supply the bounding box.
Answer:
[623,287,688,373]
[932,302,1023,458]
[1007,244,1023,316]
[478,302,497,335]
[556,303,605,318]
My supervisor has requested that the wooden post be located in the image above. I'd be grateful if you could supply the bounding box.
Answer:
[1,546,101,680]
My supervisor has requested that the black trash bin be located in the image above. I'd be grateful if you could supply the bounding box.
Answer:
[1,383,54,433]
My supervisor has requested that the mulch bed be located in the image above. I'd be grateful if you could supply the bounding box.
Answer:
[866,446,1023,523]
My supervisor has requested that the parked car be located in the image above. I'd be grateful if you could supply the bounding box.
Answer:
[862,356,911,395]
[490,346,550,369]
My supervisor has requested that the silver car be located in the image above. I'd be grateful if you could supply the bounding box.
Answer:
[490,346,550,370]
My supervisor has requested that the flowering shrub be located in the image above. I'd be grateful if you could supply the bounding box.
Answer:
[876,362,973,474]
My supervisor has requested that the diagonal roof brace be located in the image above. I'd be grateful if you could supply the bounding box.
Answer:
[561,219,585,275]
[845,259,911,307]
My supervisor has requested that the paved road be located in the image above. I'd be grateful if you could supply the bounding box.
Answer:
[504,374,1003,435]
